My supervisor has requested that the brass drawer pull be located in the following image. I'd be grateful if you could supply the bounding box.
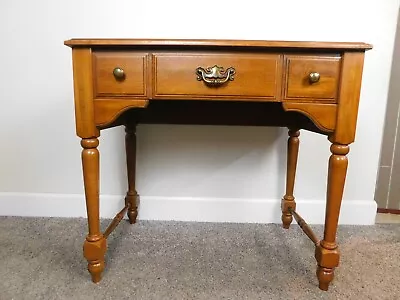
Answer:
[196,65,235,85]
[113,67,125,81]
[309,72,320,83]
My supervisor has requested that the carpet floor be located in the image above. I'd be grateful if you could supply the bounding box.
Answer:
[0,217,399,300]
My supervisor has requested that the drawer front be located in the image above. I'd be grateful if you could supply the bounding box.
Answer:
[153,53,282,100]
[93,52,147,97]
[283,55,341,102]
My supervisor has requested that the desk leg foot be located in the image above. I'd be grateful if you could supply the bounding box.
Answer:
[84,236,107,283]
[281,129,300,229]
[315,142,349,291]
[125,122,139,224]
[81,138,106,283]
[316,265,334,291]
[315,244,339,291]
[126,192,138,224]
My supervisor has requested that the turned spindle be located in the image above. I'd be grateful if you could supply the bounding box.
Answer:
[281,129,300,229]
[315,143,349,291]
[289,208,319,245]
[125,122,139,224]
[81,138,107,283]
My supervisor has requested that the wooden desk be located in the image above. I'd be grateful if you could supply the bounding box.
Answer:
[64,39,372,291]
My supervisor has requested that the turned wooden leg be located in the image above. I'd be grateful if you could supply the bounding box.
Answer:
[81,138,107,283]
[315,143,349,291]
[125,122,139,224]
[281,128,300,229]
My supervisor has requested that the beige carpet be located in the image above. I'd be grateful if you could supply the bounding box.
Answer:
[0,217,399,300]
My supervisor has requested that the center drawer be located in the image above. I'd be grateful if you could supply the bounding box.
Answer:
[153,53,282,100]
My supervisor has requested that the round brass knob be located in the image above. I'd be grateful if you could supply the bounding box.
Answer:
[113,67,125,80]
[309,72,320,83]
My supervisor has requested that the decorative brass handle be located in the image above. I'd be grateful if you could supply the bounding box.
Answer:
[196,65,235,85]
[113,67,125,80]
[309,72,320,83]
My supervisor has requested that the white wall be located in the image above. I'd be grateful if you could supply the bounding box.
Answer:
[0,0,399,224]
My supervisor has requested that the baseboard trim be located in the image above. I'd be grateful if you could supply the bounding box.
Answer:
[377,208,400,214]
[0,193,377,225]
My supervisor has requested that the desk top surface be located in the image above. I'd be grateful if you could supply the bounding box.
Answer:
[64,38,372,50]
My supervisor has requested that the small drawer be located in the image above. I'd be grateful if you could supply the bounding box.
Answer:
[283,55,341,102]
[153,53,282,100]
[93,52,147,97]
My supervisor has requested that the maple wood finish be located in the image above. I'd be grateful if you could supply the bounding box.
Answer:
[81,138,105,283]
[284,56,341,101]
[281,129,300,229]
[125,120,139,224]
[289,208,320,245]
[93,52,148,98]
[153,53,281,100]
[65,38,371,291]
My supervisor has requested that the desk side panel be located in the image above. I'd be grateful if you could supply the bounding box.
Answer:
[72,48,99,138]
[330,52,366,144]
